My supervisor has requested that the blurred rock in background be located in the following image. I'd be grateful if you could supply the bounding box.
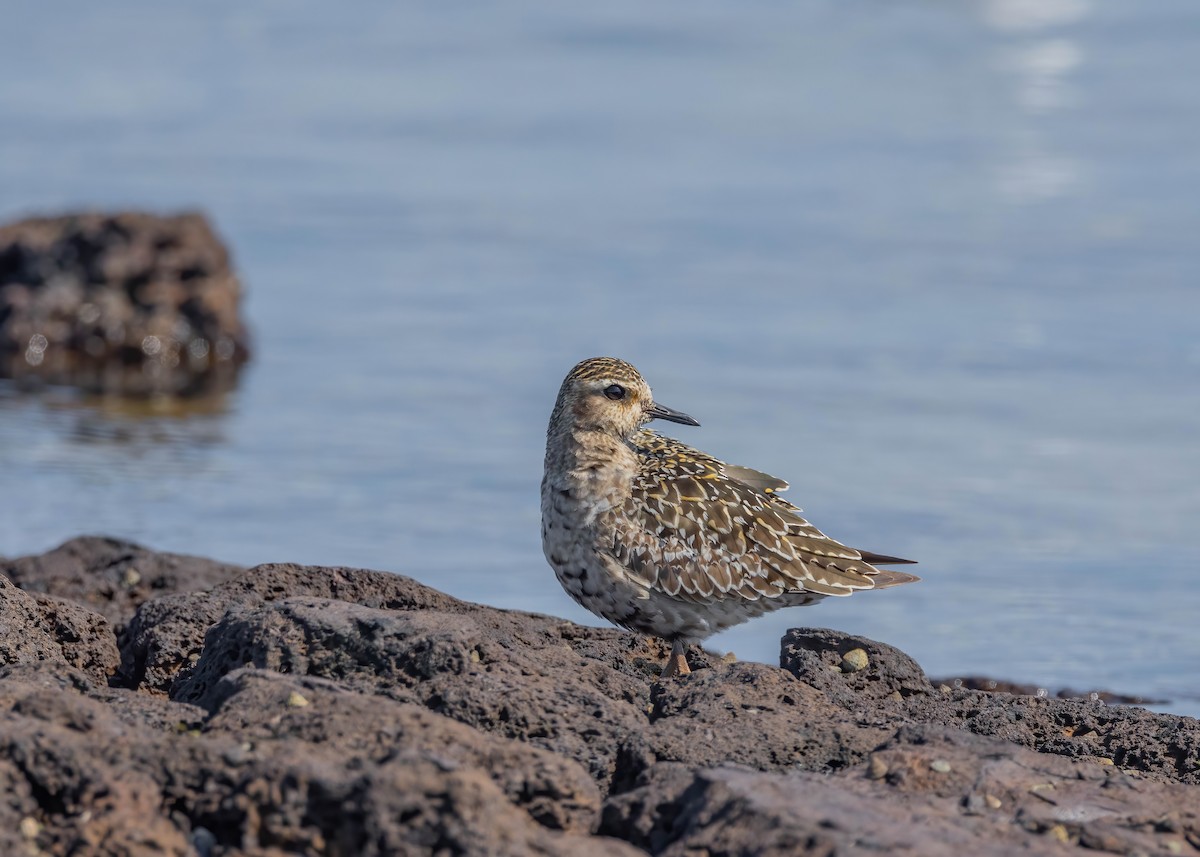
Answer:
[0,211,249,397]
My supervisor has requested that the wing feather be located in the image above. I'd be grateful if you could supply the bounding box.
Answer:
[607,430,916,603]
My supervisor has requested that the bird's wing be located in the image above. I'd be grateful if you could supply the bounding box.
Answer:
[610,431,913,603]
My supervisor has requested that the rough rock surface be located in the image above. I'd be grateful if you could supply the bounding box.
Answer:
[0,574,118,680]
[118,560,483,694]
[0,210,249,395]
[1,536,1198,856]
[936,673,1166,706]
[2,534,245,629]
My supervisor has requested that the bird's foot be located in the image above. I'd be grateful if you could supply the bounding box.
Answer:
[659,642,691,679]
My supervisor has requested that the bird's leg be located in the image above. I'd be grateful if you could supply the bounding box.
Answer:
[660,640,691,679]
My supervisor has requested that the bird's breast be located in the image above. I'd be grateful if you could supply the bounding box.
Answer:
[543,435,637,522]
[543,462,633,528]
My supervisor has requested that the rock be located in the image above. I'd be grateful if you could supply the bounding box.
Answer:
[203,669,603,834]
[3,536,1200,856]
[783,625,1200,787]
[0,574,118,680]
[310,755,642,857]
[937,674,1168,706]
[118,561,478,693]
[603,760,1011,857]
[1,534,245,630]
[0,210,249,396]
[906,684,1200,785]
[782,626,933,706]
[0,662,208,734]
[170,595,657,790]
[602,727,1200,856]
[645,662,888,778]
[0,675,198,855]
[0,665,628,857]
[840,647,869,673]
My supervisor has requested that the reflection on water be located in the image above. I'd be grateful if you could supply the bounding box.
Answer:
[0,1,1198,715]
[983,0,1090,32]
[986,0,1088,202]
[1007,39,1081,115]
[0,385,227,469]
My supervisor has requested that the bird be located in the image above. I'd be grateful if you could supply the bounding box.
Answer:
[541,356,918,679]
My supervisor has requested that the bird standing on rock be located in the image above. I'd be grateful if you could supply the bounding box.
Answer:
[541,357,918,679]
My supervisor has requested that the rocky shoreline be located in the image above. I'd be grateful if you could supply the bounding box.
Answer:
[1,536,1197,856]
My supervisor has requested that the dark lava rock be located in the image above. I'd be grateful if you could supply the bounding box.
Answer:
[171,594,660,790]
[0,574,117,681]
[2,534,245,630]
[602,727,1200,856]
[3,536,1199,856]
[203,669,601,834]
[938,673,1167,706]
[0,593,637,855]
[781,625,934,707]
[645,662,889,777]
[784,625,1200,787]
[0,210,249,396]
[119,562,477,694]
[910,685,1200,785]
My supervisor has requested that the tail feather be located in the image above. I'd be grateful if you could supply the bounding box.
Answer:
[858,549,917,566]
[869,568,921,588]
[858,548,920,589]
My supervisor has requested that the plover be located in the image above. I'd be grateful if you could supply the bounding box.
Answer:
[541,357,918,678]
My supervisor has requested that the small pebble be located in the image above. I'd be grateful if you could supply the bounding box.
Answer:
[1029,783,1057,803]
[1095,757,1114,766]
[191,826,218,857]
[286,691,310,708]
[122,567,142,587]
[1048,824,1070,844]
[469,650,480,663]
[840,648,869,673]
[868,756,888,780]
[1165,841,1182,855]
[985,794,1002,809]
[930,759,952,774]
[19,817,40,839]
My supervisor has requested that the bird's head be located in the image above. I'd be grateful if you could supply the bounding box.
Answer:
[552,356,699,439]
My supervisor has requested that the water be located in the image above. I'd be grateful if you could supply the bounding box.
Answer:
[1,1,1198,715]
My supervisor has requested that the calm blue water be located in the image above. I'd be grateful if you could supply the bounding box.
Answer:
[1,1,1198,715]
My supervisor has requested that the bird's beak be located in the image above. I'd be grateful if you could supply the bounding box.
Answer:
[646,402,700,427]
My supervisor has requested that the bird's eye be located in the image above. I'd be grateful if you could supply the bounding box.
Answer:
[604,384,626,401]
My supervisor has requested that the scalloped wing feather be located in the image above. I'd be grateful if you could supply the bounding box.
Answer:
[608,430,908,604]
